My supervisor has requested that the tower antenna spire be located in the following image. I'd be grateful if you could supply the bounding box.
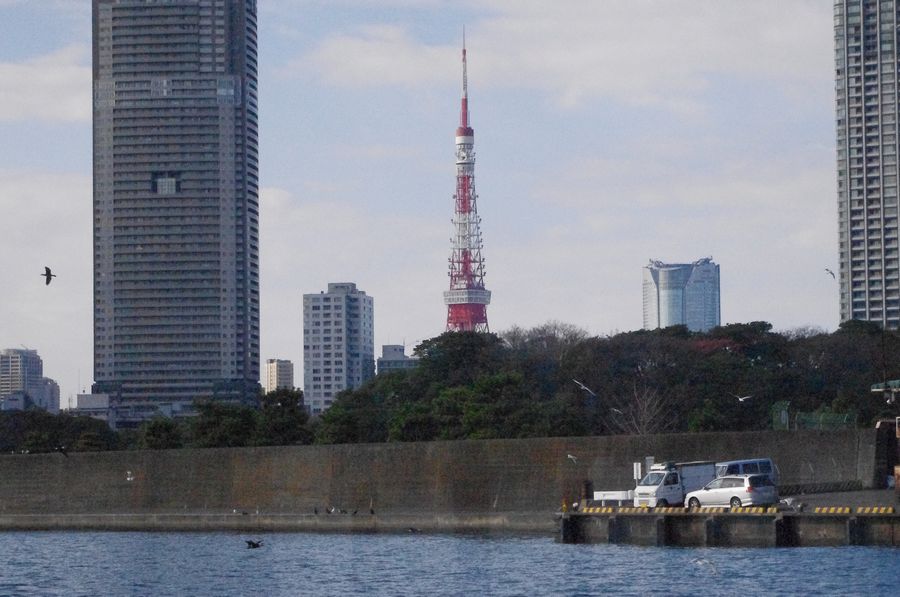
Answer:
[444,37,491,332]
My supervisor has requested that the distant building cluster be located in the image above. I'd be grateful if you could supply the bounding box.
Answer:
[642,258,721,333]
[0,348,59,413]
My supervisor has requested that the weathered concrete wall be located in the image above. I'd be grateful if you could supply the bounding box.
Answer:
[0,429,878,517]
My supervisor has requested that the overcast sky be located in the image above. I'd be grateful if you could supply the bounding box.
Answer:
[0,0,837,404]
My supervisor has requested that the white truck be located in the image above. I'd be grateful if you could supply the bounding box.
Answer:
[633,461,716,507]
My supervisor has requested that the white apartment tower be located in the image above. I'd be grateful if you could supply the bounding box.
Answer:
[303,283,375,415]
[643,258,721,332]
[264,359,294,394]
[835,1,900,327]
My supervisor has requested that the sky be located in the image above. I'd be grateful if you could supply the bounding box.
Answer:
[0,0,838,406]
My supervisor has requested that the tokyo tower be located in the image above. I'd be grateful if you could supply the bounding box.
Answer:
[444,39,491,332]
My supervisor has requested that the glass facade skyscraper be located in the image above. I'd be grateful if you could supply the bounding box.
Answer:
[835,0,900,327]
[643,258,721,333]
[92,0,260,425]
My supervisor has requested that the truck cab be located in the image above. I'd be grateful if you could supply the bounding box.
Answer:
[634,466,682,507]
[633,461,716,507]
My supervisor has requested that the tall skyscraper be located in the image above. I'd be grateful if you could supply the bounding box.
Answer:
[835,1,900,327]
[302,283,375,415]
[264,359,294,394]
[92,0,260,426]
[643,258,721,332]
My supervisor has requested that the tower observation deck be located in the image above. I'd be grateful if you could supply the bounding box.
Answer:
[444,40,491,332]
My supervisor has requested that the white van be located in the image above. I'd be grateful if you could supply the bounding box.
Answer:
[715,458,778,485]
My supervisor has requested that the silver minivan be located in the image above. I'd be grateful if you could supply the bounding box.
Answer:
[715,458,778,485]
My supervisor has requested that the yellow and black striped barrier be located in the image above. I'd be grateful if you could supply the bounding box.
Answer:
[729,506,778,514]
[855,506,895,514]
[615,506,652,514]
[813,506,851,514]
[581,506,615,514]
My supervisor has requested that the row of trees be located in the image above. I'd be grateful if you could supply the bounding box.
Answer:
[2,320,897,453]
[0,389,311,453]
[315,320,900,443]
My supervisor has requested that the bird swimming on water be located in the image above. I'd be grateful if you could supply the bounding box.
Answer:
[42,266,56,285]
[245,539,263,549]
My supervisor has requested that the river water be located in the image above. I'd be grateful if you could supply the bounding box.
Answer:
[0,531,896,596]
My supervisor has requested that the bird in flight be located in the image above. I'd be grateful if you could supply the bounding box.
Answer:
[610,407,624,415]
[572,379,597,398]
[730,393,753,402]
[567,453,578,464]
[42,266,56,285]
[825,268,835,279]
[245,539,263,549]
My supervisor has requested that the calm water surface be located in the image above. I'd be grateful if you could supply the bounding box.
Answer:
[0,531,896,596]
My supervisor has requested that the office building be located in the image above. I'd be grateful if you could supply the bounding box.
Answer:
[303,283,374,415]
[92,0,260,426]
[264,359,294,394]
[376,345,419,375]
[0,349,59,412]
[643,258,721,332]
[835,1,900,327]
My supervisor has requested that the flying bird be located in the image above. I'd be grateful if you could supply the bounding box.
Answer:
[730,393,753,402]
[245,539,263,549]
[610,407,624,415]
[825,268,835,279]
[572,379,597,398]
[42,266,56,285]
[567,453,578,464]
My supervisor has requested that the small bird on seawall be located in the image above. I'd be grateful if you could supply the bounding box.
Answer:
[42,266,56,285]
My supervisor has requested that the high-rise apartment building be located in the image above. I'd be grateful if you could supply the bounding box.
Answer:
[0,349,59,412]
[835,1,900,327]
[643,258,721,332]
[92,0,260,425]
[264,359,294,394]
[302,283,375,415]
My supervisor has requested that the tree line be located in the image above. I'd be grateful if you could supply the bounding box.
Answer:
[2,320,898,453]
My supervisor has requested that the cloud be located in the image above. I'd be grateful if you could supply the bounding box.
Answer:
[0,45,91,123]
[282,1,831,112]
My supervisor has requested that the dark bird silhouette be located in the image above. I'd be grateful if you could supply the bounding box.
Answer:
[313,506,318,515]
[352,509,358,516]
[407,527,421,534]
[370,508,375,516]
[42,266,56,285]
[245,539,263,549]
[825,268,835,279]
[54,445,68,458]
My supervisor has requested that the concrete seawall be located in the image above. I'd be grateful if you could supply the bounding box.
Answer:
[0,429,883,532]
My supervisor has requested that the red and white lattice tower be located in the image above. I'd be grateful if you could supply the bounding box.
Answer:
[444,39,491,332]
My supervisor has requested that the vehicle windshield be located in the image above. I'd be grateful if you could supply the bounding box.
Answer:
[638,472,666,486]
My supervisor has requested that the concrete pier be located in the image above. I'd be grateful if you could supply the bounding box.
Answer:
[560,509,900,547]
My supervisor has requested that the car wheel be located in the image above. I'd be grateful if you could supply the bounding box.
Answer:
[730,497,742,508]
[688,497,701,509]
[657,499,668,507]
